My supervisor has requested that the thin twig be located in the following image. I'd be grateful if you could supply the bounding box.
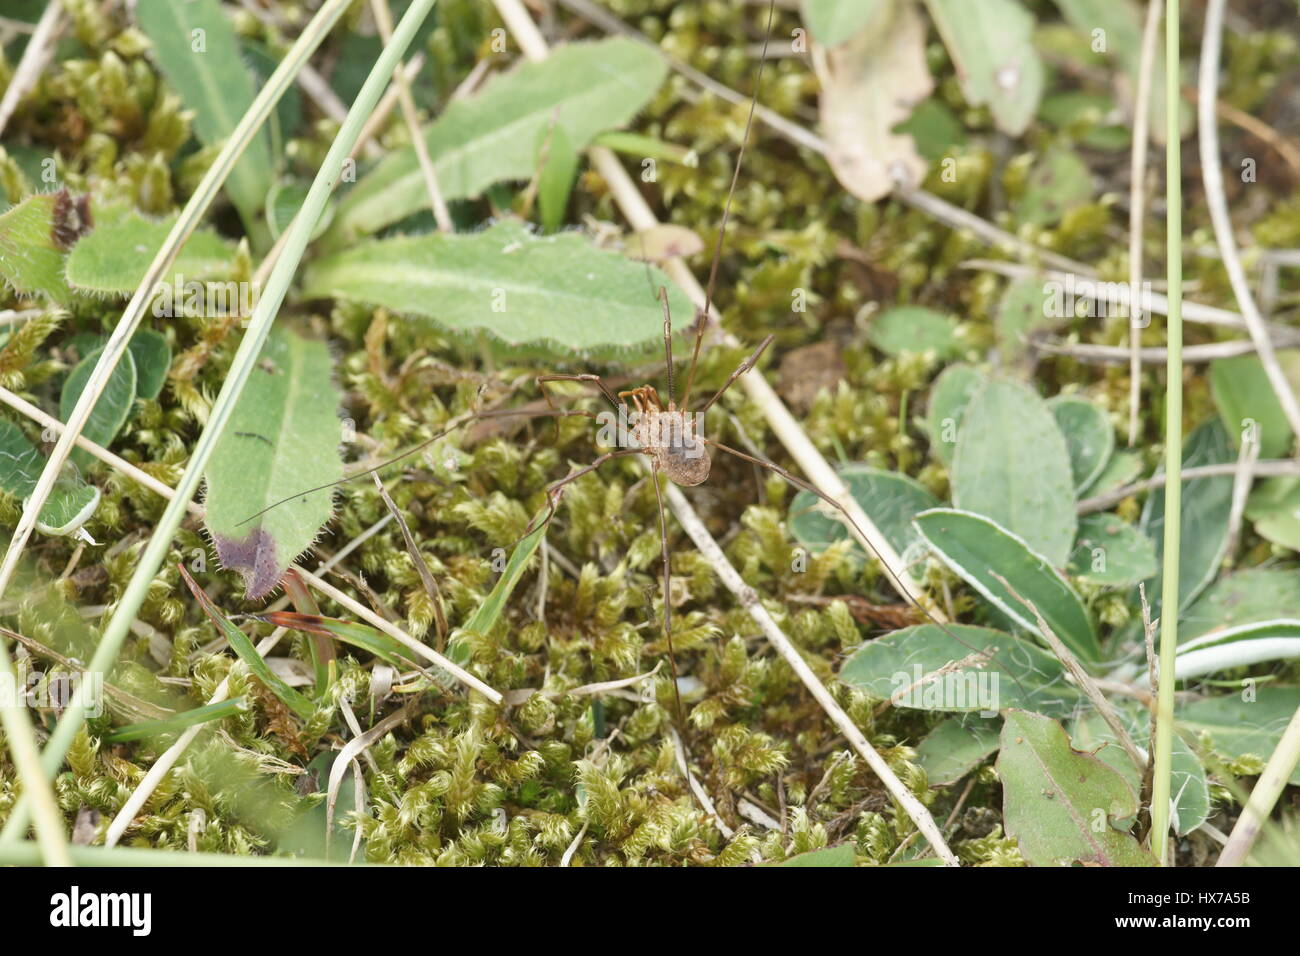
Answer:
[993,574,1145,774]
[1216,703,1300,866]
[1223,428,1261,564]
[672,729,734,840]
[1032,336,1300,365]
[0,0,62,137]
[370,0,453,232]
[1128,0,1163,445]
[1198,0,1300,438]
[369,473,448,648]
[1077,460,1300,514]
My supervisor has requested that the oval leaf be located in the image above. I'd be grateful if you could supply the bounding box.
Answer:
[914,508,1100,663]
[1049,395,1114,494]
[926,363,985,465]
[868,305,960,358]
[788,464,939,560]
[60,344,137,473]
[999,710,1157,866]
[952,379,1077,566]
[203,327,343,601]
[1067,513,1157,587]
[922,0,1044,136]
[839,622,1084,716]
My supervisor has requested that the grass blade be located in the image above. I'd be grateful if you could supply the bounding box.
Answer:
[0,0,432,845]
[105,698,247,744]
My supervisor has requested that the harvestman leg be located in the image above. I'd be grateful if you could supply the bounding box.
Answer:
[696,333,775,415]
[517,448,640,541]
[536,373,622,412]
[704,437,1029,696]
[650,458,686,726]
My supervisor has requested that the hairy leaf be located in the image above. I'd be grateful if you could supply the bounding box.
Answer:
[868,305,961,359]
[1139,420,1234,617]
[1178,687,1300,785]
[64,206,237,295]
[0,419,101,537]
[1049,395,1114,494]
[327,38,667,243]
[788,464,938,559]
[60,345,138,473]
[203,326,343,601]
[301,221,695,359]
[0,193,72,302]
[915,715,1001,786]
[1067,513,1157,587]
[925,363,985,465]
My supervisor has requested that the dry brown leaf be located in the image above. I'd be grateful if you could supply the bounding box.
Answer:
[812,0,932,202]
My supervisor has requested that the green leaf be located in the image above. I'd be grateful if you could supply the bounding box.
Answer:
[914,508,1100,663]
[925,363,985,465]
[178,563,315,720]
[916,715,1001,785]
[998,710,1157,866]
[1071,706,1209,835]
[536,123,579,233]
[839,623,1084,715]
[922,0,1044,135]
[1210,352,1299,459]
[327,38,667,243]
[0,193,72,302]
[265,180,333,242]
[868,306,961,359]
[106,698,246,743]
[1014,145,1094,227]
[996,275,1055,359]
[301,221,696,359]
[458,519,548,642]
[1051,0,1187,145]
[60,344,137,473]
[254,611,416,671]
[127,329,171,402]
[771,844,856,867]
[1245,477,1300,552]
[801,0,892,46]
[893,98,966,162]
[951,379,1077,566]
[1181,569,1300,642]
[64,206,237,295]
[1139,420,1235,617]
[1049,395,1114,494]
[203,326,343,601]
[788,464,939,560]
[135,0,272,234]
[0,419,100,537]
[1067,513,1157,587]
[1086,448,1144,498]
[1178,687,1300,785]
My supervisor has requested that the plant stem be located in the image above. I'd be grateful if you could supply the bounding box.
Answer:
[0,0,441,846]
[1150,0,1183,865]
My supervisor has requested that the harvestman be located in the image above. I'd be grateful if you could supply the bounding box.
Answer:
[242,3,986,724]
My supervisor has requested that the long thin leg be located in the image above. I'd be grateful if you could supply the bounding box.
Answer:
[516,448,640,542]
[238,405,597,527]
[536,373,621,412]
[704,438,1029,698]
[696,333,774,415]
[679,0,778,410]
[650,458,685,727]
[659,287,675,405]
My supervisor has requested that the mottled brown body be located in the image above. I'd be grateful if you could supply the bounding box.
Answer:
[620,385,711,486]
